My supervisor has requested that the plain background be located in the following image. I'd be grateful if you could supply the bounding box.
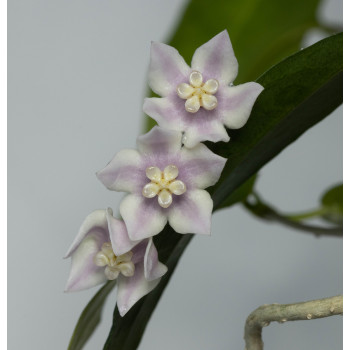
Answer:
[8,0,342,349]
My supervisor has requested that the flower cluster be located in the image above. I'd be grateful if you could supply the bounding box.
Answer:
[65,30,263,316]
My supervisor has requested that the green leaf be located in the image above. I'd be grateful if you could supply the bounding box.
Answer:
[321,183,343,224]
[104,33,343,350]
[217,174,257,210]
[145,0,323,131]
[68,281,116,350]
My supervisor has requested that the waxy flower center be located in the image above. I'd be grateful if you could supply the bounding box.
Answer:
[177,71,219,113]
[142,165,186,209]
[94,242,135,280]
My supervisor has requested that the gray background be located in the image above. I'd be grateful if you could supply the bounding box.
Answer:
[8,0,342,349]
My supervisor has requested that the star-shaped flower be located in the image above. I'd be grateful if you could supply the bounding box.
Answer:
[97,126,226,240]
[64,208,167,316]
[143,30,264,148]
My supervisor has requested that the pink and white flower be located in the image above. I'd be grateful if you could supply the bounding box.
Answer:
[143,30,264,148]
[97,126,226,240]
[64,209,167,316]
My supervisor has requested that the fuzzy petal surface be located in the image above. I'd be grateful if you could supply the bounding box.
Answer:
[179,143,226,189]
[120,194,167,240]
[148,42,190,97]
[96,149,143,193]
[116,263,161,317]
[191,30,238,84]
[144,238,168,281]
[222,82,264,129]
[168,189,213,235]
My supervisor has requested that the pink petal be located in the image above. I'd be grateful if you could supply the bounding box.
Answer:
[64,232,107,292]
[137,126,182,156]
[191,30,238,85]
[144,238,168,281]
[167,189,213,235]
[116,263,161,317]
[180,143,226,189]
[120,194,167,240]
[96,149,143,193]
[148,42,190,97]
[222,82,264,129]
[106,208,141,256]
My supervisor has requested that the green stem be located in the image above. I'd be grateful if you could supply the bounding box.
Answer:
[285,207,328,221]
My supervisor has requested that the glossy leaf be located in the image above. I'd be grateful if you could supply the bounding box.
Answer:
[145,0,322,131]
[321,183,343,224]
[68,281,116,350]
[104,33,343,350]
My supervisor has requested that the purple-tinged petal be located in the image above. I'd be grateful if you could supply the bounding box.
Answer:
[222,82,264,129]
[106,208,140,256]
[64,210,109,258]
[148,42,191,97]
[191,30,238,85]
[144,238,168,281]
[65,232,107,292]
[183,119,229,148]
[180,143,226,189]
[143,97,186,132]
[120,194,167,240]
[116,263,161,317]
[96,149,143,193]
[137,126,182,156]
[168,189,213,235]
[130,239,148,264]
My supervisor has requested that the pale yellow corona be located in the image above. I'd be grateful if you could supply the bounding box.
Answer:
[94,242,135,280]
[177,71,219,113]
[142,165,186,208]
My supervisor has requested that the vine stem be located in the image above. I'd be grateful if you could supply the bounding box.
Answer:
[244,295,343,350]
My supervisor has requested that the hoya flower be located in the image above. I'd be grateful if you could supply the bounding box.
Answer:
[64,208,167,316]
[97,126,226,240]
[143,30,264,148]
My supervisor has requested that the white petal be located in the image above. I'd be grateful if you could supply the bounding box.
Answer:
[116,263,161,317]
[168,189,213,235]
[169,180,186,195]
[158,189,173,208]
[202,79,219,94]
[185,95,200,113]
[96,149,143,193]
[142,182,160,198]
[222,82,264,129]
[177,83,194,99]
[189,71,203,87]
[144,238,168,281]
[201,94,218,111]
[191,30,238,85]
[120,194,167,240]
[180,143,226,189]
[137,126,182,156]
[163,165,178,181]
[148,42,190,97]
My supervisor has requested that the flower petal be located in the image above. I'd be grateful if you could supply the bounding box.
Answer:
[96,149,143,193]
[64,210,109,258]
[191,30,238,85]
[137,126,182,156]
[168,189,213,235]
[116,263,161,317]
[65,232,107,292]
[148,42,190,97]
[182,119,229,148]
[180,143,226,189]
[144,238,168,281]
[222,82,264,129]
[106,208,140,256]
[120,194,167,240]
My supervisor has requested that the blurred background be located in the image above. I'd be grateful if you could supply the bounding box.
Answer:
[8,0,342,349]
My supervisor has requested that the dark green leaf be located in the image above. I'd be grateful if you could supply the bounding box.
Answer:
[104,33,343,350]
[68,281,116,350]
[145,0,323,131]
[321,183,343,224]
